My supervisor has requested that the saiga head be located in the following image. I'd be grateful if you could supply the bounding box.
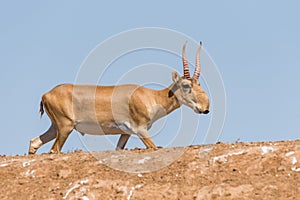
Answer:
[172,41,210,114]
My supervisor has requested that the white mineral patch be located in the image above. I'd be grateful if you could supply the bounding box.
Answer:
[80,179,89,185]
[22,159,35,167]
[261,146,274,155]
[127,184,143,200]
[138,156,151,164]
[285,151,295,157]
[291,157,297,165]
[202,147,212,152]
[63,179,89,199]
[213,150,245,163]
[291,167,300,172]
[81,196,89,200]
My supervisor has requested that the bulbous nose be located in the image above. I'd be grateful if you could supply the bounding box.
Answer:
[203,110,209,114]
[195,106,210,114]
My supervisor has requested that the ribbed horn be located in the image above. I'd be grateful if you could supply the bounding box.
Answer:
[193,41,202,80]
[182,41,190,79]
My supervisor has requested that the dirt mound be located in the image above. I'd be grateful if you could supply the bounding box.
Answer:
[1,140,300,199]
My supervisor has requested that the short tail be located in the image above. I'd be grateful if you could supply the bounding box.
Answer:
[39,101,44,118]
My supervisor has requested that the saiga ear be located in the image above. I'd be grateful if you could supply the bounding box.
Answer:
[172,71,181,83]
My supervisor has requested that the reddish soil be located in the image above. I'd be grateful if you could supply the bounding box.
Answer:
[0,140,300,200]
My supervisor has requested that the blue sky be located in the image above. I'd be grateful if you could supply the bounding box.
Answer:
[1,1,299,155]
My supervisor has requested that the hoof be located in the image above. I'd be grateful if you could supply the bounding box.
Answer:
[28,146,37,155]
[49,150,60,154]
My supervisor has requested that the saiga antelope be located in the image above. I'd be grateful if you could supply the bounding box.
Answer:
[29,42,210,154]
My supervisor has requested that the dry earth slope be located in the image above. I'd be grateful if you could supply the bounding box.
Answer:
[0,140,300,199]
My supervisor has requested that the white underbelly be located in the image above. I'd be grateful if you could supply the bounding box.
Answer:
[75,121,106,135]
[74,121,136,135]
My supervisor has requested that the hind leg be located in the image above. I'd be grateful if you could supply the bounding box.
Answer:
[116,134,130,150]
[29,123,57,154]
[50,122,73,154]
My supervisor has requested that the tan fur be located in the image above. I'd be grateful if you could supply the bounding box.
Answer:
[29,43,210,154]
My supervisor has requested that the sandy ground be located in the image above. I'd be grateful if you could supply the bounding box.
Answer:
[0,140,299,199]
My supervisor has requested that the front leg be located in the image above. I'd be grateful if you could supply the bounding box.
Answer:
[116,134,130,150]
[137,129,156,149]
